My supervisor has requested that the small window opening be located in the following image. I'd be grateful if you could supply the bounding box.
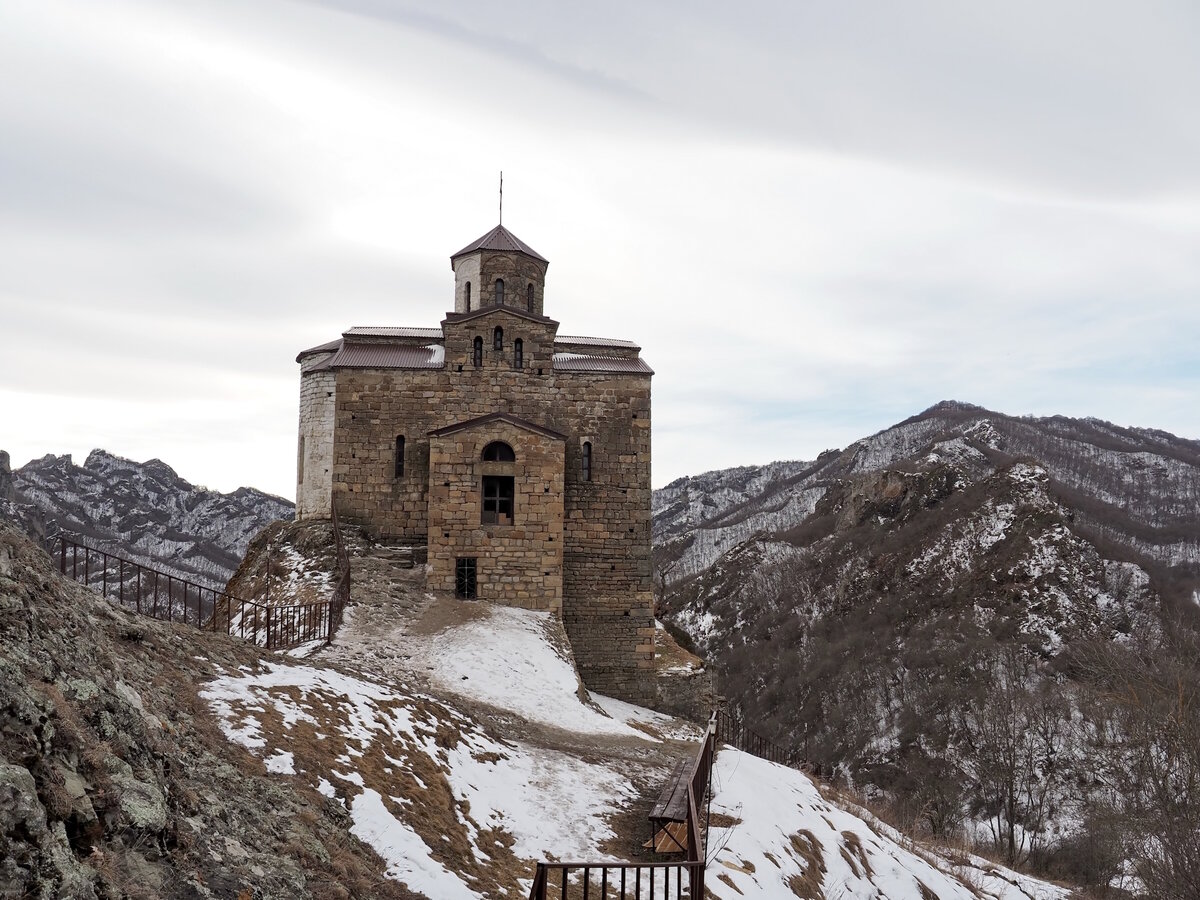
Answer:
[465,281,472,310]
[482,441,516,462]
[526,283,534,313]
[514,338,524,369]
[394,435,405,478]
[298,436,305,483]
[581,441,592,481]
[493,326,503,351]
[473,336,483,367]
[495,278,505,305]
[482,475,515,525]
[455,558,477,599]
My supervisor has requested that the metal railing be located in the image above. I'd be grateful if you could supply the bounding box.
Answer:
[58,537,236,630]
[527,713,716,900]
[524,707,812,899]
[57,508,350,652]
[713,708,804,768]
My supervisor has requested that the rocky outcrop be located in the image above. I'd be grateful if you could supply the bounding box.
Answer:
[0,523,417,899]
[0,451,13,503]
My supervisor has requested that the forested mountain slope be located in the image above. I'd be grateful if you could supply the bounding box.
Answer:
[654,402,1200,895]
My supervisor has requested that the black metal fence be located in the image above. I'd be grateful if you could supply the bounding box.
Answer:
[713,708,804,768]
[57,507,350,652]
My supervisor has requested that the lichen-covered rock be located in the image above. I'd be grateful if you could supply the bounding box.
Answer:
[0,522,419,900]
[0,763,96,899]
[0,761,47,842]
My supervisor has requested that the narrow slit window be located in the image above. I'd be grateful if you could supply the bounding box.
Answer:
[493,326,503,351]
[526,283,534,313]
[581,441,592,481]
[473,336,483,367]
[455,558,477,599]
[514,338,524,369]
[495,278,505,305]
[482,475,515,525]
[465,281,472,310]
[394,435,405,478]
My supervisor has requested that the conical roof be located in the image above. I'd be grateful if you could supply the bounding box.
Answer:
[451,225,548,264]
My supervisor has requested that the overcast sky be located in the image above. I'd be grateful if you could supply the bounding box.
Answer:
[2,0,1198,499]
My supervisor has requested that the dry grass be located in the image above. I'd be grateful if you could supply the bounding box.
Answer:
[717,871,746,895]
[838,829,873,880]
[785,830,827,899]
[213,671,545,898]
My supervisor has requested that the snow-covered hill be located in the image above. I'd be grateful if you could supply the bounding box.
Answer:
[199,534,1073,899]
[2,448,293,587]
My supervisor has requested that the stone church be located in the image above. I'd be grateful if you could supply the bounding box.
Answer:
[294,224,655,700]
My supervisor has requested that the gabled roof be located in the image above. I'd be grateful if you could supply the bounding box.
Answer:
[552,354,654,375]
[428,412,566,441]
[555,335,641,351]
[305,342,444,371]
[443,306,558,327]
[344,326,443,339]
[296,338,343,362]
[450,225,548,264]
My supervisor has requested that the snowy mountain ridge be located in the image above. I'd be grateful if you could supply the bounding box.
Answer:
[1,448,293,588]
[653,401,1200,588]
[654,402,1199,894]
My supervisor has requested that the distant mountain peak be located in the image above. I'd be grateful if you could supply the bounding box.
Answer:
[3,448,294,589]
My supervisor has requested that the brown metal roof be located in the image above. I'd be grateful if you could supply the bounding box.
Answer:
[344,326,443,339]
[555,335,641,350]
[321,342,444,370]
[296,338,343,362]
[552,354,654,375]
[428,412,567,441]
[450,225,549,264]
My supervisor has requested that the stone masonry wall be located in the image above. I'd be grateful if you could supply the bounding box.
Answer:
[296,364,335,519]
[325,322,653,700]
[478,251,547,316]
[427,422,564,610]
[452,255,481,313]
[443,310,558,376]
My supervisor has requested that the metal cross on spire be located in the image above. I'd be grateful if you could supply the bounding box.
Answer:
[499,170,503,225]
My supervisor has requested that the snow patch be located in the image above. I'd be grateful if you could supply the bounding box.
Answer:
[403,605,647,738]
[707,748,1071,900]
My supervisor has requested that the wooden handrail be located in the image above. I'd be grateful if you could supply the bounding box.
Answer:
[528,713,717,899]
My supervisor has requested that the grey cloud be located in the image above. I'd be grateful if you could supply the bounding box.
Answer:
[316,0,1200,197]
[295,0,654,102]
[0,124,293,236]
